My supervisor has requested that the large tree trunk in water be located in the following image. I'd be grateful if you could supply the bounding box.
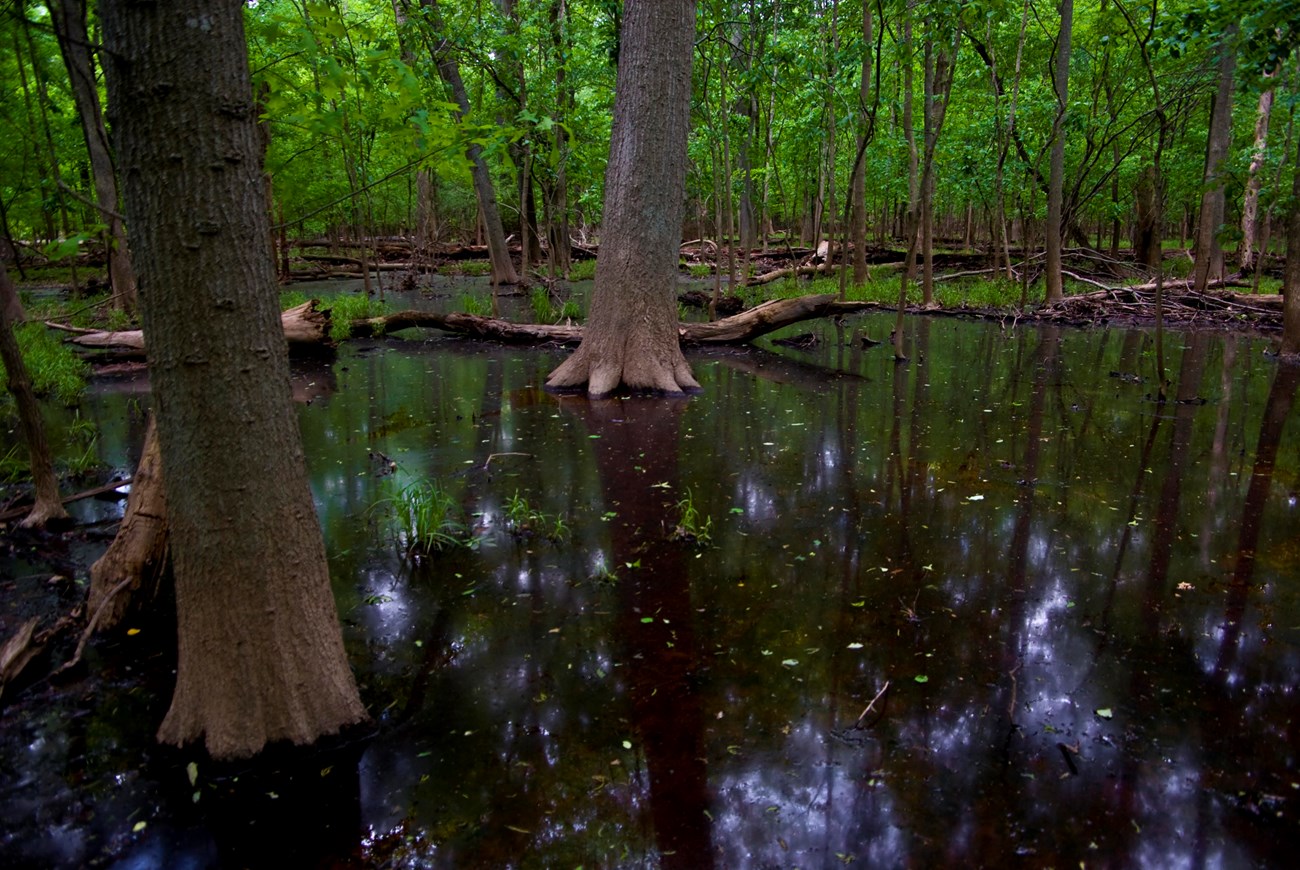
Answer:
[1193,29,1236,291]
[88,417,167,632]
[1044,0,1072,305]
[0,262,67,529]
[546,0,698,395]
[1239,82,1273,274]
[49,0,137,313]
[101,0,367,759]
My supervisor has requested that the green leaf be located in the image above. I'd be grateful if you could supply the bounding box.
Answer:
[1096,707,1114,719]
[914,675,929,684]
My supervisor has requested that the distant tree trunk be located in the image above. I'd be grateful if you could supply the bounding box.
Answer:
[1239,81,1273,274]
[101,0,368,759]
[1283,132,1300,358]
[49,0,137,313]
[546,0,699,395]
[546,0,573,277]
[901,13,919,284]
[1193,29,1236,290]
[850,5,875,286]
[407,0,519,286]
[0,262,67,529]
[1044,0,1072,305]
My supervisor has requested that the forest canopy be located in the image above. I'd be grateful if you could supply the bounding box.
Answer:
[2,0,1297,290]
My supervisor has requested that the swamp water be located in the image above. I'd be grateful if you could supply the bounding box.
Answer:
[3,310,1300,867]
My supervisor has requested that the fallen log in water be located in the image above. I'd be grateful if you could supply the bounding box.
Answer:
[48,300,334,355]
[353,293,881,346]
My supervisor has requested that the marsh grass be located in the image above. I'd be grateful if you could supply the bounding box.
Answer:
[456,260,492,277]
[567,259,597,281]
[279,291,388,341]
[373,477,471,558]
[14,323,88,405]
[459,293,492,316]
[672,488,713,545]
[504,490,568,541]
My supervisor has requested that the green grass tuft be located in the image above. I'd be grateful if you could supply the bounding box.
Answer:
[373,476,471,558]
[15,323,88,405]
[567,259,597,281]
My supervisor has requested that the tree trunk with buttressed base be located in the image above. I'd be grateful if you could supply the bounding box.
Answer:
[546,0,699,395]
[100,0,367,759]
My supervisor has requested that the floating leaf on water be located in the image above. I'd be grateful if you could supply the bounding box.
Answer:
[132,821,147,833]
[847,642,864,649]
[506,825,532,834]
[781,659,799,667]
[126,628,141,636]
[186,762,198,787]
[1095,707,1114,719]
[640,617,654,624]
[914,674,929,684]
[622,740,632,749]
[966,494,985,502]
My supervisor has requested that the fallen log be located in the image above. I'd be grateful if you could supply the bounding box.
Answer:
[351,294,882,346]
[50,300,333,355]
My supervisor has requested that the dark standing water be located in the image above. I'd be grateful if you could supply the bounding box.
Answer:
[4,310,1300,867]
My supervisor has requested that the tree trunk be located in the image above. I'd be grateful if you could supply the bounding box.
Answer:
[546,0,699,395]
[409,0,519,286]
[1044,0,1073,305]
[100,0,368,759]
[1283,131,1300,358]
[850,5,873,286]
[49,0,138,313]
[88,417,167,632]
[0,262,67,529]
[1240,82,1273,274]
[1193,29,1237,290]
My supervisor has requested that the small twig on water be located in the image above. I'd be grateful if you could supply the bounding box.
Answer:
[854,679,891,729]
[56,576,133,675]
[484,452,532,470]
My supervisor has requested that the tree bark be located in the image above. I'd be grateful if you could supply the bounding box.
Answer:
[49,0,137,313]
[1239,82,1273,274]
[1044,0,1073,305]
[1193,29,1237,290]
[100,0,367,759]
[0,262,68,529]
[546,0,699,395]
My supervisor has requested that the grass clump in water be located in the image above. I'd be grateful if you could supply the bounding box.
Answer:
[504,490,568,541]
[373,477,472,558]
[459,293,492,316]
[567,259,597,281]
[280,291,389,341]
[671,488,712,545]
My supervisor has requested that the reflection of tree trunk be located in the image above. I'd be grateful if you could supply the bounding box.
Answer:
[1214,363,1299,678]
[569,397,715,869]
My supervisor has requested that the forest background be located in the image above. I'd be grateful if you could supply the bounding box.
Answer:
[3,0,1299,310]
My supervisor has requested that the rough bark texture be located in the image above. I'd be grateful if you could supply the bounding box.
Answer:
[1044,0,1072,305]
[546,0,699,395]
[0,262,67,528]
[1193,30,1236,290]
[88,418,168,632]
[100,0,367,759]
[49,0,137,312]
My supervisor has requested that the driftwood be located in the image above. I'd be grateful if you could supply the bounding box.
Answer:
[0,477,130,524]
[351,294,881,346]
[49,300,333,355]
[87,418,168,633]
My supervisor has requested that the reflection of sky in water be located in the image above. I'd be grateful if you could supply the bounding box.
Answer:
[7,315,1299,867]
